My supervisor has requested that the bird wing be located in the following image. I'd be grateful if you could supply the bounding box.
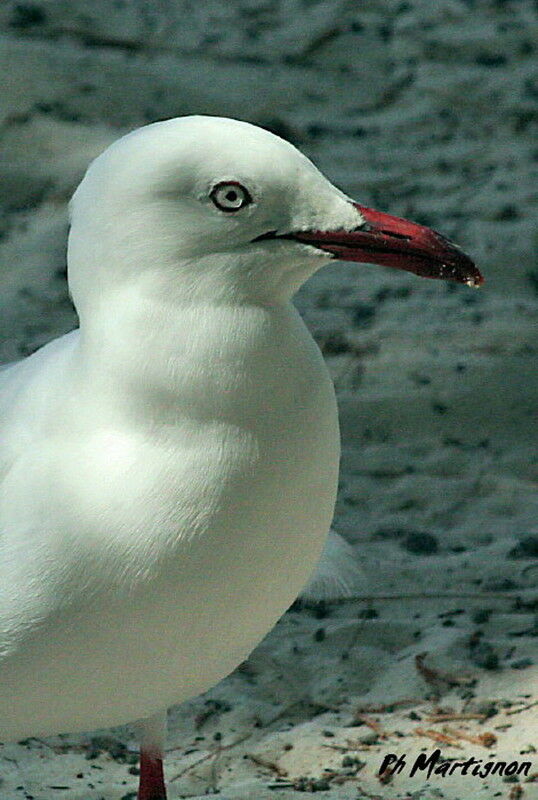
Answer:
[300,529,368,601]
[0,330,79,482]
[0,331,81,653]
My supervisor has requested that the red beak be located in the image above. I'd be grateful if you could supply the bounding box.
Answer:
[289,203,483,287]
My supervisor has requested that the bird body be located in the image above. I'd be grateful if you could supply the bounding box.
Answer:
[0,116,481,796]
[0,302,339,739]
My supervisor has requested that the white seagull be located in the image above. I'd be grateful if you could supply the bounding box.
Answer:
[0,116,482,799]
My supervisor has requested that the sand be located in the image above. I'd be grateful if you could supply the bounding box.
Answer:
[0,0,537,797]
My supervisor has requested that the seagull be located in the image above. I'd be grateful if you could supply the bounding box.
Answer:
[0,115,482,799]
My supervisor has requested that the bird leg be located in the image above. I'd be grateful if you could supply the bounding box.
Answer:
[138,749,166,800]
[136,710,168,800]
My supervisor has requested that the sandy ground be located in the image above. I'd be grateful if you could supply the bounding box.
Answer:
[0,1,537,798]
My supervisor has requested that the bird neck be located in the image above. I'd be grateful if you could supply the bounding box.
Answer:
[75,287,305,418]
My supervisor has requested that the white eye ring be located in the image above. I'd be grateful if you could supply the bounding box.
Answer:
[210,181,252,213]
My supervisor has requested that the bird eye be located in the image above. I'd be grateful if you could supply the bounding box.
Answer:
[210,181,252,213]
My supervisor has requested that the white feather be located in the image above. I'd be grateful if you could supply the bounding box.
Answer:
[0,116,366,740]
[300,530,367,601]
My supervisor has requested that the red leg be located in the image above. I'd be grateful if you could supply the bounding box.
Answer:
[138,748,167,800]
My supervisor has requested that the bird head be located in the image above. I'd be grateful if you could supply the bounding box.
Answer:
[68,115,482,312]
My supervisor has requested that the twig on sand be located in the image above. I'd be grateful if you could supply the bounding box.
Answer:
[442,726,497,747]
[169,751,215,782]
[425,712,488,722]
[345,737,380,751]
[414,728,463,748]
[194,699,224,729]
[169,731,251,783]
[356,698,419,714]
[355,787,404,800]
[355,713,387,739]
[378,764,395,784]
[506,700,538,716]
[245,753,288,777]
[508,785,524,799]
[259,699,340,730]
[322,742,350,752]
[352,591,523,601]
[415,652,474,690]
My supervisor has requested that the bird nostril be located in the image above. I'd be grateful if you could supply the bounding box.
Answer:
[379,229,412,241]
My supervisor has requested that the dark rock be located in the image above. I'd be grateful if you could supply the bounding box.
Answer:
[312,779,331,791]
[472,609,493,624]
[475,53,507,67]
[482,577,517,591]
[401,531,439,555]
[351,303,376,328]
[306,123,329,139]
[526,270,538,295]
[511,658,533,669]
[507,535,538,559]
[470,639,499,670]
[293,776,331,792]
[372,526,406,540]
[320,332,350,354]
[314,627,326,642]
[358,607,378,619]
[342,755,364,769]
[9,3,46,28]
[374,285,412,303]
[85,736,134,763]
[493,204,519,221]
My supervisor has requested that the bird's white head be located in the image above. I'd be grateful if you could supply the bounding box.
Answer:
[68,115,482,316]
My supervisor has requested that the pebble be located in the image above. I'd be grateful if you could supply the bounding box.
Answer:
[400,531,439,555]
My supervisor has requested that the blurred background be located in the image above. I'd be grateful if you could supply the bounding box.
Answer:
[0,2,537,798]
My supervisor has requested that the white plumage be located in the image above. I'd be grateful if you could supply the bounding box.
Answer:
[0,116,479,796]
[0,116,362,741]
